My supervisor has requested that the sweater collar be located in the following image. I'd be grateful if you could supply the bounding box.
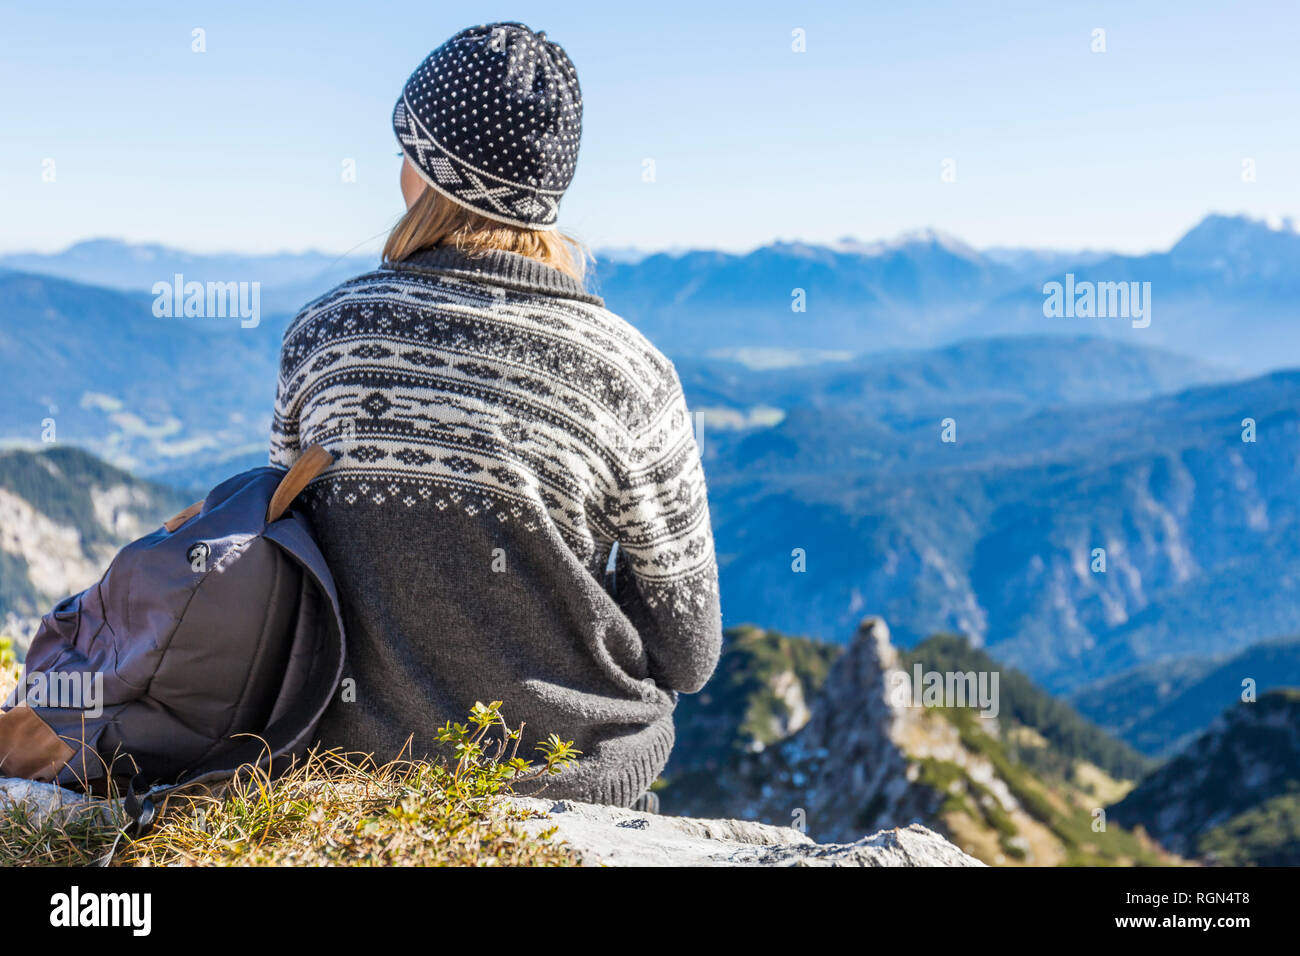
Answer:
[385,245,604,307]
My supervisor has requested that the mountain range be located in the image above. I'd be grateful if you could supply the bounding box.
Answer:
[692,351,1300,692]
[1,214,1298,702]
[0,270,279,482]
[2,217,1298,866]
[0,239,375,317]
[1069,636,1300,757]
[592,214,1300,373]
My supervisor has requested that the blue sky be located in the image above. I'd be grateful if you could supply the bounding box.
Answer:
[1,1,1297,255]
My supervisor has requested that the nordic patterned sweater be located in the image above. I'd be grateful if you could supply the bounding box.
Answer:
[270,245,722,806]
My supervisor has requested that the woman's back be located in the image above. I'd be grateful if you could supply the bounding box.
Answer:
[271,244,721,805]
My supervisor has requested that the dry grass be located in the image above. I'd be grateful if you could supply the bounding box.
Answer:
[0,640,582,867]
[120,750,583,867]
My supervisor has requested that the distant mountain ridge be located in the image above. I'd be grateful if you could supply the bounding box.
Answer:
[592,213,1300,373]
[958,214,1300,372]
[10,213,1299,371]
[0,245,1234,487]
[1070,637,1300,757]
[0,239,376,317]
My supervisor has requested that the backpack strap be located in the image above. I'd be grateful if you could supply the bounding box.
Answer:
[162,500,204,532]
[161,446,336,532]
[266,445,335,523]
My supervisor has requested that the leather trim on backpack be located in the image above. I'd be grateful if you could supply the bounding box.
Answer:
[163,500,205,532]
[0,705,76,782]
[266,445,334,524]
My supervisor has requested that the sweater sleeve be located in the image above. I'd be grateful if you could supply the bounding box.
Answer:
[612,371,722,694]
[269,322,304,470]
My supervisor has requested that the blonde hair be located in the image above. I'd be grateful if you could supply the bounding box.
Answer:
[383,186,588,282]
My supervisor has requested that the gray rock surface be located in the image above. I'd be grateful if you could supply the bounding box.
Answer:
[0,776,111,825]
[2,774,980,866]
[509,796,983,866]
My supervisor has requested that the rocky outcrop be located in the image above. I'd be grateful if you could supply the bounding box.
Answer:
[667,617,941,844]
[663,618,1183,865]
[509,797,981,866]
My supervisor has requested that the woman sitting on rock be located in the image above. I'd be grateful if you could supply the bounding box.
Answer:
[270,22,722,808]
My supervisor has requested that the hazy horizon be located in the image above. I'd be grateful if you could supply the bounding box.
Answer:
[1,208,1287,261]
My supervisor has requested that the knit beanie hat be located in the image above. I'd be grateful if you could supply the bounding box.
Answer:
[393,22,582,230]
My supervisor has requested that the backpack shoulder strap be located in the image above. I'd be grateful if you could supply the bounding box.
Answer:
[161,445,336,532]
[267,446,335,523]
[162,500,204,532]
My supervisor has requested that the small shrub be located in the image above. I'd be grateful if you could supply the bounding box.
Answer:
[1,700,583,867]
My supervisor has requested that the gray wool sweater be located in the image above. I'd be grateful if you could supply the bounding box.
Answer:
[270,245,722,806]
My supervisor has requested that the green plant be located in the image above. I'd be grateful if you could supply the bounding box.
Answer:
[434,699,582,796]
[0,701,584,867]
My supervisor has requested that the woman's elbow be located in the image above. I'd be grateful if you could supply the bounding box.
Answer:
[655,620,723,694]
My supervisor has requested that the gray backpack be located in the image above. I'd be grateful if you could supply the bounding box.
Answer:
[0,446,344,825]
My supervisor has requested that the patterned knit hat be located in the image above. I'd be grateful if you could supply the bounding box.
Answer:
[393,23,582,230]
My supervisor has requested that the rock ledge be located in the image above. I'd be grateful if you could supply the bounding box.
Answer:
[510,797,983,867]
